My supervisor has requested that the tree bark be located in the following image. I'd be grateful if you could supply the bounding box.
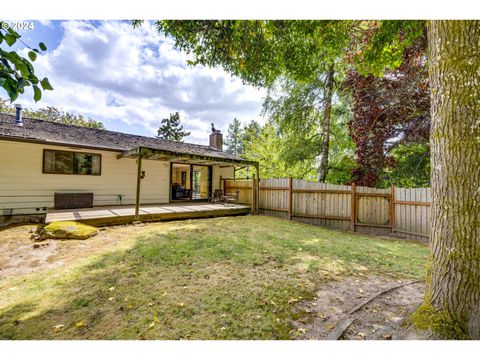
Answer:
[427,20,480,339]
[317,64,335,182]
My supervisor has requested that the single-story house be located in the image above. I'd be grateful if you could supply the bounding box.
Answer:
[0,107,258,226]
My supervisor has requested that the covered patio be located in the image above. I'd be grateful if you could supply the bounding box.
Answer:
[117,146,260,220]
[46,202,251,227]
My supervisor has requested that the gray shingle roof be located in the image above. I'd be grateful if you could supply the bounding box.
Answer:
[0,113,249,163]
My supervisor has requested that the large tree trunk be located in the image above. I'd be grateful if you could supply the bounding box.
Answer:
[317,64,335,182]
[426,20,480,339]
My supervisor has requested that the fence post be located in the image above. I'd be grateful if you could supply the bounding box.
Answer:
[350,183,356,232]
[288,177,293,220]
[390,185,396,234]
[251,173,256,214]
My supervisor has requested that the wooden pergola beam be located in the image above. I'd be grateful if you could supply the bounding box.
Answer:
[117,146,259,167]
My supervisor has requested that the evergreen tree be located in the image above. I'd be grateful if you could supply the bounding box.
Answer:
[225,118,243,156]
[156,112,190,141]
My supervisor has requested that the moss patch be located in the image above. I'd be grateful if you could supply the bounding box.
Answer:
[40,221,98,240]
[411,302,469,339]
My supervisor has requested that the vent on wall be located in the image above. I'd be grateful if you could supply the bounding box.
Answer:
[2,208,13,216]
[54,192,94,210]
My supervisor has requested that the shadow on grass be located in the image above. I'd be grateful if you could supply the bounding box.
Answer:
[0,216,428,340]
[0,220,314,339]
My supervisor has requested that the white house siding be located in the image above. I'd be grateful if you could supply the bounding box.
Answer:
[0,140,235,216]
[212,166,234,190]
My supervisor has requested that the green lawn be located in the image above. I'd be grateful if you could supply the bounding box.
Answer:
[0,215,428,339]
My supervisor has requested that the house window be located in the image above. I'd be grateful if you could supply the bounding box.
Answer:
[43,149,101,175]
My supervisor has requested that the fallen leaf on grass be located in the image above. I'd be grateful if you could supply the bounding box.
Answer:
[357,332,367,339]
[53,324,64,332]
[109,287,115,292]
[148,315,160,329]
[108,297,115,302]
[76,320,86,328]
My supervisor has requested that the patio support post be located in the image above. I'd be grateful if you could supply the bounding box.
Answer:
[135,147,143,221]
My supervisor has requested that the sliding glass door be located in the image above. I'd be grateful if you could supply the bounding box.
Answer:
[170,163,212,202]
[191,165,211,200]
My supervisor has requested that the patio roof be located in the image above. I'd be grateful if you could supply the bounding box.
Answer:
[117,146,259,167]
[121,146,260,220]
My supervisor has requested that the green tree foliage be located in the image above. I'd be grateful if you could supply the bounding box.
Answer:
[386,143,430,188]
[225,118,261,159]
[156,21,353,87]
[156,112,191,141]
[0,22,53,102]
[242,119,261,144]
[261,78,356,184]
[0,99,104,129]
[242,122,317,180]
[225,118,243,156]
[324,98,356,184]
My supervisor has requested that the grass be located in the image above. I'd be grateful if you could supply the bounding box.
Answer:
[0,215,428,339]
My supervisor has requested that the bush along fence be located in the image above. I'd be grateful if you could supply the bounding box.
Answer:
[222,177,431,242]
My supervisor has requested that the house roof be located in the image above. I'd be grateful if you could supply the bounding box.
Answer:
[0,113,257,166]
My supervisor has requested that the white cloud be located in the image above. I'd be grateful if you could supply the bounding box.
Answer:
[18,20,266,144]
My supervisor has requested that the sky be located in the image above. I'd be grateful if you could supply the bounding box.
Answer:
[2,20,266,145]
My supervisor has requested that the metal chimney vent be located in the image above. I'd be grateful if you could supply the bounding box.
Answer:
[14,103,23,126]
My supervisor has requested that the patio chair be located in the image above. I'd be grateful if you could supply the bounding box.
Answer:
[210,189,223,203]
[224,190,239,207]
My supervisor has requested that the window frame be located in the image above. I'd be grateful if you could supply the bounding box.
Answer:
[42,149,102,176]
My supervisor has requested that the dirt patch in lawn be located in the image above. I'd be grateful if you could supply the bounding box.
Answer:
[0,223,154,278]
[292,275,433,340]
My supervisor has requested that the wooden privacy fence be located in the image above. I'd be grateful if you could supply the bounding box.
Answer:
[223,177,431,242]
